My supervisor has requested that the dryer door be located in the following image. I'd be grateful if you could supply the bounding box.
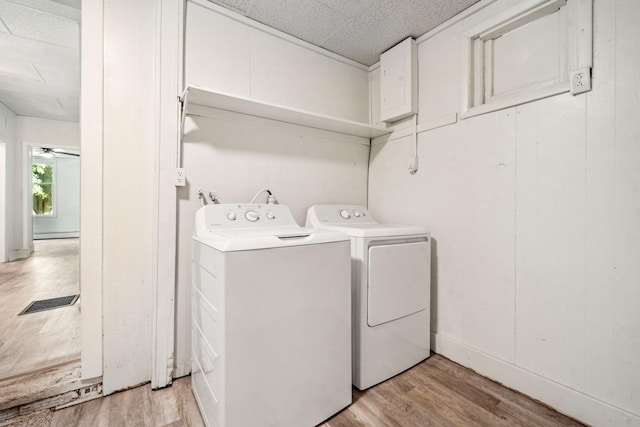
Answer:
[367,240,430,327]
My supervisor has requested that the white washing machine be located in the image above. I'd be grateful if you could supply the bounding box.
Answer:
[191,203,352,427]
[306,204,431,390]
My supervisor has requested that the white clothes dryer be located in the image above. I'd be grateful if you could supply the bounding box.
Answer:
[192,203,352,427]
[306,204,431,390]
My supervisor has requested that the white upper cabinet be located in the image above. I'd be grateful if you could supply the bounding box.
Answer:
[379,38,418,123]
[184,0,372,126]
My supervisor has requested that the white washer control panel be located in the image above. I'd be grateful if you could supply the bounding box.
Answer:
[199,204,297,231]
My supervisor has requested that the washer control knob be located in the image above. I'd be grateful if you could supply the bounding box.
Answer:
[353,211,361,218]
[266,211,275,220]
[245,210,259,222]
[340,209,351,219]
[227,212,236,221]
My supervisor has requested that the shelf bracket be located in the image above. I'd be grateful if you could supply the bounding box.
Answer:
[177,87,190,168]
[179,86,190,140]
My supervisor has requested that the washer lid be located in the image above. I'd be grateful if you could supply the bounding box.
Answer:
[194,226,349,252]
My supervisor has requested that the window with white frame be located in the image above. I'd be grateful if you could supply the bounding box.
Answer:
[33,160,56,216]
[461,0,592,119]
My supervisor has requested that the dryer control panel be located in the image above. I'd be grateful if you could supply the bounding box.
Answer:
[306,204,375,225]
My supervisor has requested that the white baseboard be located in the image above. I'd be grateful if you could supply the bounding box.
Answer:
[34,232,79,240]
[431,332,640,427]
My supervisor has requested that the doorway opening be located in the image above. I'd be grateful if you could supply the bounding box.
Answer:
[0,146,81,382]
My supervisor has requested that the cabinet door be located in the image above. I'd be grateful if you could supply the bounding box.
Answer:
[380,38,417,122]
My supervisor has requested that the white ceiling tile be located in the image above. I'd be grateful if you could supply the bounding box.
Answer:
[3,0,80,20]
[214,0,480,65]
[0,15,9,33]
[0,31,78,63]
[0,15,78,121]
[32,61,78,88]
[246,0,350,47]
[314,0,377,18]
[320,0,405,65]
[0,1,79,50]
[0,88,77,121]
[322,0,480,64]
[0,76,78,101]
[206,0,254,14]
[0,59,41,82]
[47,0,80,11]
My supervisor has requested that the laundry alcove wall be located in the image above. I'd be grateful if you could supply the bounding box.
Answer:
[173,0,377,377]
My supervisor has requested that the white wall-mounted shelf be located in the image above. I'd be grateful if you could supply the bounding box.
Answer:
[180,85,391,139]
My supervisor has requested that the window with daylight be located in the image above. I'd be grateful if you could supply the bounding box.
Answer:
[461,0,593,119]
[33,161,55,216]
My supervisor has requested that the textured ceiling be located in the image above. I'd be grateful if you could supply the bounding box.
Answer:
[0,0,80,122]
[207,0,481,66]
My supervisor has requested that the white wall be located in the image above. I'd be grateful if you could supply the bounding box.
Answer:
[0,102,17,262]
[173,1,372,377]
[18,117,80,148]
[33,156,80,239]
[368,1,640,425]
[12,117,80,254]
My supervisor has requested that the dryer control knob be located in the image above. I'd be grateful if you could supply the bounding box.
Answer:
[266,212,275,219]
[245,210,259,222]
[353,211,361,217]
[340,209,351,219]
[227,212,236,221]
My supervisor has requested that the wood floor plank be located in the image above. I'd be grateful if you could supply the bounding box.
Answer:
[0,239,80,380]
[413,362,502,415]
[49,378,204,427]
[0,361,85,411]
[168,376,205,427]
[407,368,512,427]
[324,354,585,427]
[425,356,584,427]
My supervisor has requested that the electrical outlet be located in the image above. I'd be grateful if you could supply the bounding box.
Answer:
[175,168,186,187]
[408,154,418,174]
[570,67,591,95]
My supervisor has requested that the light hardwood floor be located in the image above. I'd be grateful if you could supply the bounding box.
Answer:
[2,376,202,427]
[322,354,585,427]
[0,239,80,380]
[5,354,584,426]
